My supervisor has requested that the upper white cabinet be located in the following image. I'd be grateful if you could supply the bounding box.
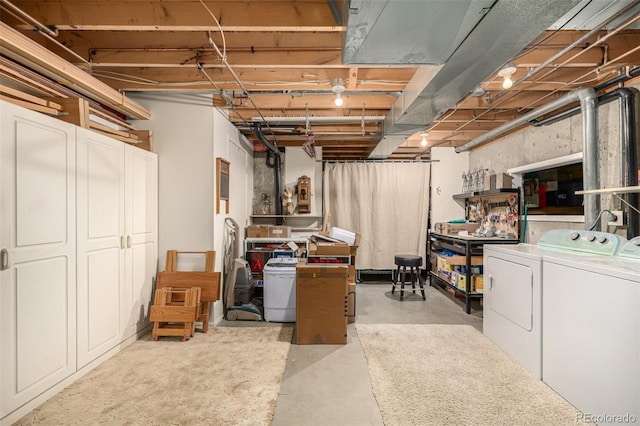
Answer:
[1,101,158,423]
[1,102,77,418]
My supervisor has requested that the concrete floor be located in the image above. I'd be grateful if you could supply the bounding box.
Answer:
[222,278,483,425]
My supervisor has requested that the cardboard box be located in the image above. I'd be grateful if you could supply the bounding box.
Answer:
[307,242,317,256]
[457,274,469,292]
[441,255,483,266]
[295,262,348,344]
[474,275,484,293]
[433,222,478,235]
[347,265,356,283]
[494,173,513,189]
[311,228,360,255]
[307,255,351,265]
[316,242,351,256]
[329,227,359,245]
[484,173,513,190]
[246,225,270,238]
[436,256,454,272]
[483,175,492,191]
[268,225,291,238]
[347,282,356,323]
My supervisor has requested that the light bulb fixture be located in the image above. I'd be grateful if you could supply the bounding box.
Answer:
[471,86,486,97]
[334,92,343,107]
[330,78,346,107]
[498,62,517,90]
[420,131,428,147]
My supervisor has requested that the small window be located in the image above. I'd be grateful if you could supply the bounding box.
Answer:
[523,162,583,215]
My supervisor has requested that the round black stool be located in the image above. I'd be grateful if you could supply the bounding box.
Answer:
[391,254,425,301]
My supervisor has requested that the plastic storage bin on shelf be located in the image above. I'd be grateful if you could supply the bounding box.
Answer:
[263,257,299,322]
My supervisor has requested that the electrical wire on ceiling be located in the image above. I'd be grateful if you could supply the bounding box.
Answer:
[198,0,226,58]
[90,68,409,93]
[487,0,640,103]
[198,0,279,146]
[510,8,640,112]
[414,4,640,159]
[510,0,593,59]
[0,0,89,66]
[421,58,640,157]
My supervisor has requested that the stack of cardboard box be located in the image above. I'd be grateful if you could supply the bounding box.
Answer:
[246,225,292,238]
[295,261,349,344]
[435,253,482,293]
[296,227,359,344]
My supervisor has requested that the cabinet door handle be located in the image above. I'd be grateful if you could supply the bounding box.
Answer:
[126,235,131,248]
[121,236,125,249]
[488,274,494,290]
[0,248,9,271]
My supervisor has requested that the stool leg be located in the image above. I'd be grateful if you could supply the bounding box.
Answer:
[400,266,407,301]
[392,265,400,294]
[411,267,417,294]
[418,267,426,300]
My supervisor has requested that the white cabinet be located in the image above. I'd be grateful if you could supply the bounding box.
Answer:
[1,102,158,422]
[121,141,158,339]
[0,103,77,418]
[76,129,125,368]
[76,129,158,368]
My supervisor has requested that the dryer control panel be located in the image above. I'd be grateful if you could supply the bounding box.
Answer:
[537,229,626,256]
[618,236,640,259]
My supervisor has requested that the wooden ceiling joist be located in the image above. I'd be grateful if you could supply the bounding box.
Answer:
[0,21,150,120]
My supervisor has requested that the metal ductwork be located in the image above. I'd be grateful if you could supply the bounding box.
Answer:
[335,0,583,158]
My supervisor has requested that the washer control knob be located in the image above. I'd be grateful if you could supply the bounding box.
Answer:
[597,236,608,244]
[570,232,580,240]
[587,235,596,242]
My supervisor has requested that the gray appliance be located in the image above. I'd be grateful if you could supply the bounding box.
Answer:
[224,258,262,321]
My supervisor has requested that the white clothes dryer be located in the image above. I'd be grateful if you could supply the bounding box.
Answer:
[541,232,638,425]
[483,243,545,378]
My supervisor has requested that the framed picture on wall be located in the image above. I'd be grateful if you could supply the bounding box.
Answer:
[216,157,230,214]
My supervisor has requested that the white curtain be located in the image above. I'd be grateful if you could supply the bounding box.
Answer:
[323,162,431,270]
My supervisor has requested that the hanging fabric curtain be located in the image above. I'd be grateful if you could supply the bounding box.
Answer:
[323,162,431,270]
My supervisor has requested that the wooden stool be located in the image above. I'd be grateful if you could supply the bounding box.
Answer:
[156,271,220,333]
[150,287,201,341]
[391,254,425,301]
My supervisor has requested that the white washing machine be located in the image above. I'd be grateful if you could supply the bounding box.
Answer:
[263,257,299,322]
[483,243,545,378]
[542,232,638,425]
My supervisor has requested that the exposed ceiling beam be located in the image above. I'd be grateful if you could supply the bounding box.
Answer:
[0,21,150,119]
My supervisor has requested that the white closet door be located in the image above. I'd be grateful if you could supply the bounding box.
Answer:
[76,128,125,368]
[0,102,77,417]
[122,145,158,338]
